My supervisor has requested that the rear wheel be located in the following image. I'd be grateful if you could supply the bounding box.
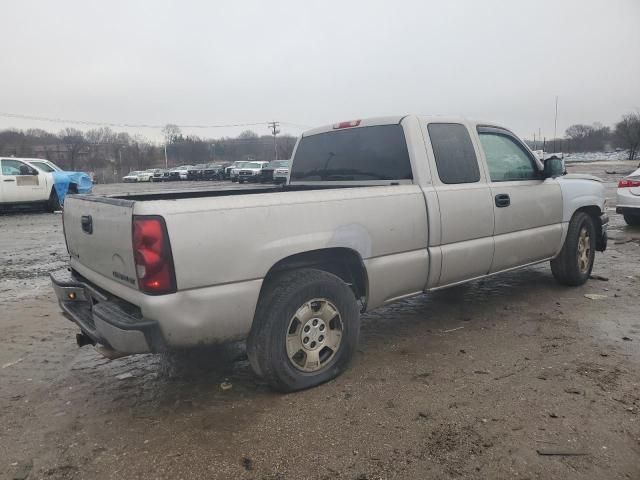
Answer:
[247,268,360,392]
[551,211,596,286]
[623,212,640,226]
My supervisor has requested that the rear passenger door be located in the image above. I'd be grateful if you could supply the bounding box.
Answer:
[476,126,563,272]
[424,123,495,286]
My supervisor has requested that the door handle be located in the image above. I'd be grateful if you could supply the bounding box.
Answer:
[495,193,510,208]
[3,179,15,182]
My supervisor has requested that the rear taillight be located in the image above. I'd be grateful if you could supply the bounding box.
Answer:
[132,216,176,295]
[618,178,640,188]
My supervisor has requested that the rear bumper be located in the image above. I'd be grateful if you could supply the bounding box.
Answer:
[50,270,163,353]
[616,206,640,214]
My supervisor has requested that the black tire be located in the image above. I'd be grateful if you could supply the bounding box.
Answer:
[551,211,596,286]
[623,212,640,226]
[47,189,61,212]
[247,268,360,392]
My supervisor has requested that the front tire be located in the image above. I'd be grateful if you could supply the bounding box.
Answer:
[247,268,360,392]
[47,189,61,212]
[551,211,596,286]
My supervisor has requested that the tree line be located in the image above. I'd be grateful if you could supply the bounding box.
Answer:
[525,111,640,160]
[1,111,638,182]
[0,125,297,183]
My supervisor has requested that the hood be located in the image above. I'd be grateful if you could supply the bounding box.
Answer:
[52,171,93,204]
[561,173,603,182]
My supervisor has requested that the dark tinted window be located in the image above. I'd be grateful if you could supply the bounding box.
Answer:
[290,125,412,181]
[427,123,480,184]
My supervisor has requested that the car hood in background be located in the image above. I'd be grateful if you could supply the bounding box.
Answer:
[561,173,603,182]
[52,171,93,204]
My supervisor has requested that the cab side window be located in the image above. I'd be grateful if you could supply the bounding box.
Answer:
[1,159,29,176]
[478,133,539,182]
[428,123,480,184]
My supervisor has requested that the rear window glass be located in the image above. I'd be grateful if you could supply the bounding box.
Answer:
[427,123,480,184]
[290,125,412,182]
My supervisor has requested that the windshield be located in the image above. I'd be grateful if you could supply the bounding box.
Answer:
[244,162,263,169]
[268,160,290,168]
[28,161,58,173]
[290,125,412,182]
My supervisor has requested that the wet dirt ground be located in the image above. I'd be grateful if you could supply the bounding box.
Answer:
[1,165,639,479]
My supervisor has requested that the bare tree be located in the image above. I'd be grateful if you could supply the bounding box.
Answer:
[59,127,87,170]
[614,113,640,162]
[162,124,182,144]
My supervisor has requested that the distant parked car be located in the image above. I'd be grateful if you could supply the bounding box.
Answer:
[260,159,291,184]
[151,169,169,182]
[136,170,156,182]
[170,165,193,181]
[202,163,225,180]
[229,161,251,182]
[223,162,238,180]
[187,164,207,181]
[617,167,640,225]
[238,161,269,183]
[122,171,142,183]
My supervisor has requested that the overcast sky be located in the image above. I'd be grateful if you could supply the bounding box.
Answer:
[1,0,639,142]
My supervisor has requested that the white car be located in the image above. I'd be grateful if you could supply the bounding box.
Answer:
[136,170,156,182]
[237,161,269,183]
[170,165,193,180]
[1,157,92,211]
[230,161,255,182]
[123,171,142,183]
[616,167,640,225]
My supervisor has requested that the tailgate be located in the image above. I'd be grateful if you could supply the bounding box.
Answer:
[63,195,139,289]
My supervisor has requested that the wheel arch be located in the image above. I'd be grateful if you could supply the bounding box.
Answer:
[261,247,369,311]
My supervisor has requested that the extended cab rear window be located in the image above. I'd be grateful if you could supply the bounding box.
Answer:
[290,125,413,182]
[427,123,480,184]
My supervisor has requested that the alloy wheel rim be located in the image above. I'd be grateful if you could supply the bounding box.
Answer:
[286,298,343,373]
[577,227,591,273]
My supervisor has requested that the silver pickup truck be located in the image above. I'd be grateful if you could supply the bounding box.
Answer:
[51,115,608,391]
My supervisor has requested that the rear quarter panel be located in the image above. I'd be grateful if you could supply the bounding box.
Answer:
[134,185,429,308]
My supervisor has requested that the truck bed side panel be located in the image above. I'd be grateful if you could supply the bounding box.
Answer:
[141,185,429,295]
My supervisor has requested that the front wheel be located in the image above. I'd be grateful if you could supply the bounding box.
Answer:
[551,211,596,286]
[247,268,360,392]
[47,189,61,212]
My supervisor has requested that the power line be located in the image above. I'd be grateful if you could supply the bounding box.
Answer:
[0,111,311,130]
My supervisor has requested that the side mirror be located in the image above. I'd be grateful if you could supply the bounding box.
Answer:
[543,156,564,178]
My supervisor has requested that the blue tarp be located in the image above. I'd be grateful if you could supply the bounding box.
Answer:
[52,171,93,204]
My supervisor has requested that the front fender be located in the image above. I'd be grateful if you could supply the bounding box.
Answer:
[557,176,606,222]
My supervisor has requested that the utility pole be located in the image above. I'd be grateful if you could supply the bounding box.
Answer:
[164,144,168,169]
[553,96,558,153]
[538,128,541,151]
[268,121,280,160]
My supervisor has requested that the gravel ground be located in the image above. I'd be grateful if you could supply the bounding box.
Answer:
[0,164,639,479]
